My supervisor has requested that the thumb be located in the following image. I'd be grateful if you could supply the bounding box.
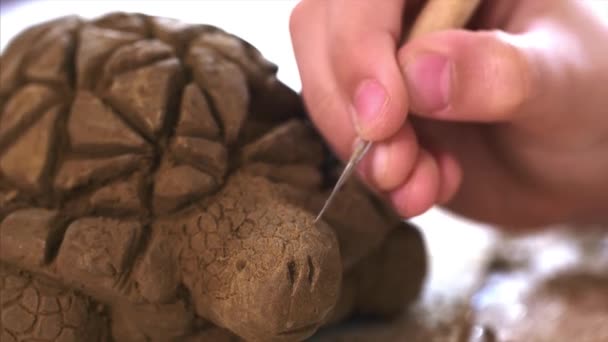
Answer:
[398,29,541,122]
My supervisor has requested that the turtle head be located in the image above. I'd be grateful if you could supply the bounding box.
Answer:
[181,173,342,341]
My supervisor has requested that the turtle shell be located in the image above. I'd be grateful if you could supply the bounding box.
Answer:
[0,12,307,219]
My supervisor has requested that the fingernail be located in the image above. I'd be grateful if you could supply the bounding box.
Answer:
[352,79,388,131]
[405,53,451,114]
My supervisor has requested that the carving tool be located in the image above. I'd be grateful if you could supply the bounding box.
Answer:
[315,0,482,223]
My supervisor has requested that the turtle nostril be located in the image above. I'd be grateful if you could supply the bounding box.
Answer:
[306,256,315,286]
[236,260,246,271]
[287,260,297,287]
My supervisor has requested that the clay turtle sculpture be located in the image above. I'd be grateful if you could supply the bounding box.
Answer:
[0,12,427,342]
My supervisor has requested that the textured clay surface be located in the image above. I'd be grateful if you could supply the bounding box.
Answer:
[0,264,109,342]
[0,12,427,342]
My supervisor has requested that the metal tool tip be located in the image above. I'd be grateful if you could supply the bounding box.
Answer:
[314,139,373,223]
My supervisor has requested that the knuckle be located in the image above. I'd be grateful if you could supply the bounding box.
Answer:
[302,83,338,119]
[302,84,355,157]
[289,1,311,37]
[456,31,537,120]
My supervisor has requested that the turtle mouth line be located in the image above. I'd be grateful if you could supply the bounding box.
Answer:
[277,322,319,336]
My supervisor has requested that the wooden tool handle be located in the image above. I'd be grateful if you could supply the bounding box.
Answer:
[408,0,482,39]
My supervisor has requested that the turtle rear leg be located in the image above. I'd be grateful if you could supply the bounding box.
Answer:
[0,263,109,342]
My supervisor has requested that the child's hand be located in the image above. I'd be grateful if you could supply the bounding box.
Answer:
[290,0,608,228]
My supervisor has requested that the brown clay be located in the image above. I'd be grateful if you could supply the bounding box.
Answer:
[0,264,109,342]
[0,12,427,341]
